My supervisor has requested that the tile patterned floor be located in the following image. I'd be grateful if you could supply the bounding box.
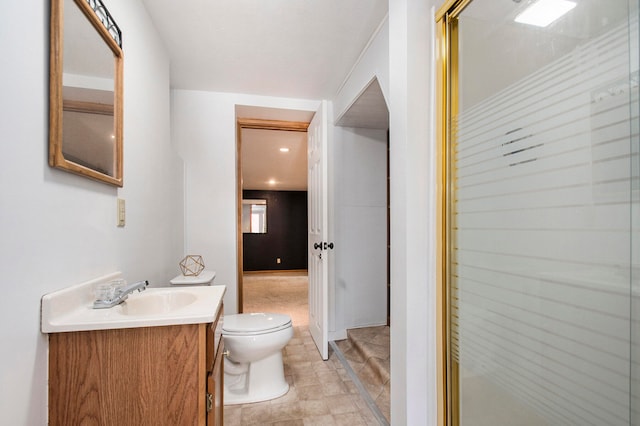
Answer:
[236,272,389,425]
[223,326,382,425]
[335,326,391,423]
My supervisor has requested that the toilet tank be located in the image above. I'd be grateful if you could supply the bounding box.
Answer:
[169,270,216,286]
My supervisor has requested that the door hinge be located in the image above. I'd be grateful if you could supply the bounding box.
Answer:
[206,393,213,413]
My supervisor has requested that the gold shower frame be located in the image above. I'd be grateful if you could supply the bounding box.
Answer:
[435,1,472,425]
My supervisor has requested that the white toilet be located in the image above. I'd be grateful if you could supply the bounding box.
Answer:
[169,271,293,404]
[222,312,293,405]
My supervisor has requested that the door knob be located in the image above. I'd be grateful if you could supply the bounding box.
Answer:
[324,242,334,250]
[313,242,322,250]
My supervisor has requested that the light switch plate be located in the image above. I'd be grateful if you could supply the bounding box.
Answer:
[117,198,125,227]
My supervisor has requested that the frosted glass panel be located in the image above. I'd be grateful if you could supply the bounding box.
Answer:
[451,1,639,425]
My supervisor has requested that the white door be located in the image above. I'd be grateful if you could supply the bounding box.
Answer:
[308,100,329,360]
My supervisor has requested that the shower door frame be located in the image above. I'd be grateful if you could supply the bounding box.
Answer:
[435,1,469,425]
[436,1,639,425]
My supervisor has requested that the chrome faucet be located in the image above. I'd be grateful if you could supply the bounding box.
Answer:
[93,280,149,309]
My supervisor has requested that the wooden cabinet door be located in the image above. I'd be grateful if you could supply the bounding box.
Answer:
[49,325,203,425]
[207,340,224,425]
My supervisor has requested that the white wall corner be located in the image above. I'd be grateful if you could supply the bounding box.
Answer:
[389,0,441,425]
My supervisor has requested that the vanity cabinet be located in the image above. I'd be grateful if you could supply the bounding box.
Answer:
[48,304,224,425]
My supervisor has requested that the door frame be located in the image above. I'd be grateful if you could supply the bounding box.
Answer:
[235,118,310,313]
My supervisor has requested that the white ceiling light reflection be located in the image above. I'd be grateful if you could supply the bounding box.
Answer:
[514,0,577,27]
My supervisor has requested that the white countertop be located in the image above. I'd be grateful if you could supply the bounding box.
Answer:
[41,272,226,333]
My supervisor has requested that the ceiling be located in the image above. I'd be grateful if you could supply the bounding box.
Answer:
[241,128,308,191]
[335,78,388,129]
[236,106,313,191]
[140,1,389,192]
[236,81,388,191]
[140,0,388,100]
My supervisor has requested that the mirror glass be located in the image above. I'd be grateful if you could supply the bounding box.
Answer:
[242,199,267,233]
[49,0,123,186]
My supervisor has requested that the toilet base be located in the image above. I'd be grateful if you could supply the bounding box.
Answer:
[224,350,290,405]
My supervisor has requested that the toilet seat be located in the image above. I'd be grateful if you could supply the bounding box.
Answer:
[223,313,292,336]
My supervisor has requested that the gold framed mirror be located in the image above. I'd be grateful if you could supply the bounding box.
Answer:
[49,0,124,186]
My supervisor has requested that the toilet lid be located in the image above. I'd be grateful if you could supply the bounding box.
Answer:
[222,312,292,333]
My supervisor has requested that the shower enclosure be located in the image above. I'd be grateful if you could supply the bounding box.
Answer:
[438,0,639,424]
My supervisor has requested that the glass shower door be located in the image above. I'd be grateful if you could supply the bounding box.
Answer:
[442,0,640,424]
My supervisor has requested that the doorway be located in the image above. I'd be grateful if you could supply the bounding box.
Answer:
[334,77,390,331]
[332,77,391,422]
[235,114,311,315]
[235,94,391,334]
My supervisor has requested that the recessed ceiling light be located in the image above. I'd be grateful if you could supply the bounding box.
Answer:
[514,0,576,27]
[268,179,276,185]
[279,147,290,153]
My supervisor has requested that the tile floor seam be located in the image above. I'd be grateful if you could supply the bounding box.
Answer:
[329,340,390,426]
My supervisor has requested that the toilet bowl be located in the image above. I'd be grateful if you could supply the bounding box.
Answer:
[222,312,293,405]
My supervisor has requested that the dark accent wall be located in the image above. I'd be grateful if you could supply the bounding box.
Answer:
[242,190,308,271]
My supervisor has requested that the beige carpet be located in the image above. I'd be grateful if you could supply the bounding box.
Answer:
[242,271,309,327]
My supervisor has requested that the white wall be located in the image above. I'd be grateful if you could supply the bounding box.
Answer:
[328,2,440,422]
[0,1,183,423]
[334,17,389,122]
[332,126,388,334]
[389,0,440,424]
[171,90,319,313]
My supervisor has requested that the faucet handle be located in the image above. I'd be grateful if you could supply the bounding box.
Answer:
[94,282,115,302]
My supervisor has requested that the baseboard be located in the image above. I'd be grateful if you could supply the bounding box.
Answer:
[243,269,308,275]
[329,329,347,341]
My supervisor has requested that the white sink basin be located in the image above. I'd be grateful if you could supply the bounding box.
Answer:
[119,290,198,316]
[41,272,226,333]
